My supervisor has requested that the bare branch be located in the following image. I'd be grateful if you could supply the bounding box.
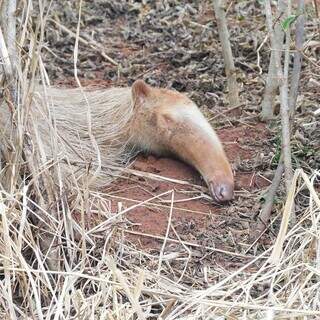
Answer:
[0,26,13,77]
[213,0,240,107]
[289,0,305,116]
[49,18,119,67]
[313,0,320,35]
[265,0,293,192]
[0,0,17,74]
[260,1,286,121]
[253,159,284,241]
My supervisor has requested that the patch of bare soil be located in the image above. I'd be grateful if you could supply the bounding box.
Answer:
[48,0,318,270]
[101,122,273,267]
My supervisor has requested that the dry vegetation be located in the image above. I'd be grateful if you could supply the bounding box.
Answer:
[0,0,320,319]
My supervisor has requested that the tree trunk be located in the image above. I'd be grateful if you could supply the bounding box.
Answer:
[260,0,286,121]
[265,0,293,192]
[213,0,240,107]
[289,0,305,116]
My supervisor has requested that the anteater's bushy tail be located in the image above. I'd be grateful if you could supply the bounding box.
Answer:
[0,85,135,189]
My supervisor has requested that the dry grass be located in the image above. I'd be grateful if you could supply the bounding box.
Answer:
[0,1,320,319]
[0,169,319,318]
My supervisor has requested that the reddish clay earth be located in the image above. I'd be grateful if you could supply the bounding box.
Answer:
[48,0,318,276]
[62,75,276,265]
[53,34,280,265]
[102,122,273,262]
[60,74,276,264]
[49,0,312,265]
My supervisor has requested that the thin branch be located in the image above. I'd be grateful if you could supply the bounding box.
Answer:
[313,0,320,36]
[260,1,286,121]
[0,26,13,77]
[265,0,293,192]
[253,159,284,241]
[289,0,305,116]
[0,0,17,73]
[212,0,240,107]
[49,18,119,67]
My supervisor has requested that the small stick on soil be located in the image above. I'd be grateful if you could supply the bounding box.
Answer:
[212,0,240,107]
[252,160,284,241]
[170,225,192,283]
[49,18,119,67]
[157,191,175,275]
[117,166,205,191]
[123,229,256,259]
[210,103,244,120]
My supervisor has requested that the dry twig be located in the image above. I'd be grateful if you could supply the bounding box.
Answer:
[253,160,284,241]
[49,18,119,67]
[212,0,240,107]
[289,0,305,116]
[260,0,286,121]
[265,0,293,192]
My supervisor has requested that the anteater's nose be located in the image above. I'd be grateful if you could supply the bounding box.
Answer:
[209,182,234,203]
[217,184,234,202]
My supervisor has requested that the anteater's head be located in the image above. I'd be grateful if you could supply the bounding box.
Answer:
[130,80,234,203]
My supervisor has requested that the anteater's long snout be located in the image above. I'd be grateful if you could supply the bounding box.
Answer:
[132,82,236,204]
[156,112,235,204]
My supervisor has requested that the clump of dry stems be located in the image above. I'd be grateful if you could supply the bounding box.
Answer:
[0,1,319,319]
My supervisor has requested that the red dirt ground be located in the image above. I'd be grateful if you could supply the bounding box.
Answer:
[104,122,272,255]
[57,78,274,259]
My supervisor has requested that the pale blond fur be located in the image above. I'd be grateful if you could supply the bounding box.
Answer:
[0,80,234,201]
[1,86,135,187]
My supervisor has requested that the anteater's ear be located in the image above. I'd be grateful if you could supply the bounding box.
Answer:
[131,80,152,106]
